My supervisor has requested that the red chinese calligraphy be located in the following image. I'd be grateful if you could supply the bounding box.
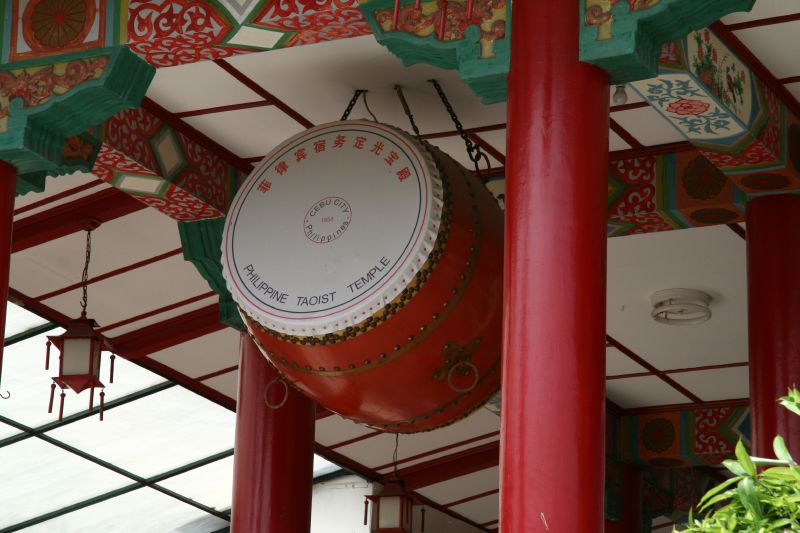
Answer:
[385,151,399,166]
[258,179,273,193]
[370,141,385,155]
[275,161,289,175]
[314,140,326,153]
[353,136,367,149]
[397,167,411,182]
[295,148,307,162]
[334,135,346,148]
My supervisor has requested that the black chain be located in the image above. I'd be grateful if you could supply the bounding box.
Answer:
[80,230,92,317]
[341,89,366,121]
[340,89,377,122]
[394,85,422,140]
[428,79,486,177]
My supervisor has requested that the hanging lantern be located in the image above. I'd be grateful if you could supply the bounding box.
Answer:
[45,223,114,420]
[364,480,416,533]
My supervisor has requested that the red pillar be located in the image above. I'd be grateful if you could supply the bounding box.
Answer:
[747,194,800,457]
[0,162,16,387]
[500,0,609,531]
[604,466,644,533]
[231,332,316,532]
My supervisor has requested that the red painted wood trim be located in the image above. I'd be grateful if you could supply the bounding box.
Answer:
[421,123,506,140]
[712,22,800,121]
[214,59,315,129]
[728,223,746,240]
[606,361,749,380]
[606,335,703,402]
[97,291,217,333]
[315,406,333,420]
[327,429,384,451]
[12,188,145,253]
[779,75,800,85]
[109,304,226,359]
[444,488,499,508]
[610,141,694,161]
[610,117,644,149]
[0,162,16,387]
[398,441,499,490]
[137,355,236,411]
[610,101,650,113]
[141,97,253,174]
[8,288,71,324]
[620,397,749,416]
[725,13,800,31]
[195,364,239,382]
[373,430,500,472]
[35,248,184,301]
[470,133,506,164]
[175,100,273,118]
[14,180,103,216]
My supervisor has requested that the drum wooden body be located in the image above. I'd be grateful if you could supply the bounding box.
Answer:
[222,121,502,432]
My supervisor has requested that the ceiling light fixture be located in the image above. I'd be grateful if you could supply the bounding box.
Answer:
[650,289,712,326]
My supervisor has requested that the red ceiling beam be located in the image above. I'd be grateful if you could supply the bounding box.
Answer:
[109,304,226,360]
[724,12,800,31]
[397,441,500,491]
[14,180,103,217]
[606,360,748,380]
[12,188,145,253]
[135,355,236,411]
[174,100,273,118]
[610,117,643,149]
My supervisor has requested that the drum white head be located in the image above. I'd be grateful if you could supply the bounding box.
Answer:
[221,121,444,336]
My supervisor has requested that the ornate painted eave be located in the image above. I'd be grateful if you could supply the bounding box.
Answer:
[580,0,756,85]
[358,0,510,104]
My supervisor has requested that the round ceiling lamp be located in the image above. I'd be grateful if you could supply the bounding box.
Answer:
[650,289,712,326]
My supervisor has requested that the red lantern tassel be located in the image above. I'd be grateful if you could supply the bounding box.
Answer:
[109,354,116,384]
[45,341,51,370]
[363,499,369,526]
[421,507,426,532]
[89,387,95,410]
[392,0,401,30]
[58,391,65,421]
[437,1,448,40]
[48,383,56,413]
[99,390,105,421]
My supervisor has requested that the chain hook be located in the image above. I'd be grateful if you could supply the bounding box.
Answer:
[340,89,378,122]
[394,85,422,140]
[0,390,9,400]
[447,361,479,393]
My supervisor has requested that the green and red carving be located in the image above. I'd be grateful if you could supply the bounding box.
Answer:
[0,46,154,178]
[359,0,510,104]
[579,0,755,84]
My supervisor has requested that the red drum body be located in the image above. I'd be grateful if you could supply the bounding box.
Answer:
[222,121,502,432]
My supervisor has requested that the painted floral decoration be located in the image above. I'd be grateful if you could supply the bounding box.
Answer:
[681,155,727,200]
[667,99,711,116]
[23,0,96,52]
[691,30,747,111]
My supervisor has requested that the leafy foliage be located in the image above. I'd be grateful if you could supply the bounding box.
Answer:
[679,389,800,532]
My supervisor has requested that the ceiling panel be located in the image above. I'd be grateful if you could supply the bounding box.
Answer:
[147,59,263,113]
[608,225,747,370]
[606,346,648,376]
[670,366,750,401]
[722,0,800,24]
[148,328,241,380]
[416,467,499,502]
[100,293,218,338]
[13,172,105,219]
[202,370,240,400]
[606,376,691,408]
[182,105,306,159]
[449,491,499,525]
[316,414,381,448]
[733,22,800,79]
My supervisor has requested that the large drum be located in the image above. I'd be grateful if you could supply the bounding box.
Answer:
[221,121,503,432]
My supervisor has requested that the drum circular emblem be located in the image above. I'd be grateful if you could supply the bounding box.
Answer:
[304,197,352,244]
[221,121,504,432]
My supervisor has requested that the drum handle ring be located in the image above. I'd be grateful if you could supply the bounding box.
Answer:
[264,377,289,410]
[447,361,479,393]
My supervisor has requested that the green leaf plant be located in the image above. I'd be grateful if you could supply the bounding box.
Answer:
[678,389,800,532]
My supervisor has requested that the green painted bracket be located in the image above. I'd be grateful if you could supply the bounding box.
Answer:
[16,133,102,196]
[580,0,755,85]
[359,0,510,104]
[0,46,154,182]
[178,218,245,331]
